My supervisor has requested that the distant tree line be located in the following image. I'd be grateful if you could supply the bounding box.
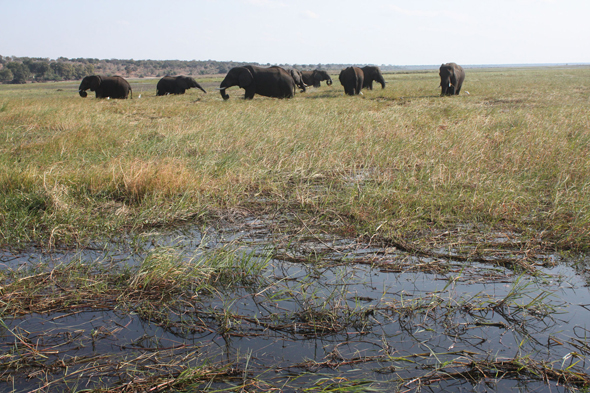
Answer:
[0,56,268,84]
[0,56,96,83]
[0,55,404,84]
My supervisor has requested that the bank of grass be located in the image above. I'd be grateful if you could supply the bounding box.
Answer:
[1,66,589,251]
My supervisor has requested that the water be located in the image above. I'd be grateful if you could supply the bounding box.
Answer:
[1,220,589,392]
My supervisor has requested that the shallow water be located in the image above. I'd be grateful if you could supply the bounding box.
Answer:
[1,222,589,392]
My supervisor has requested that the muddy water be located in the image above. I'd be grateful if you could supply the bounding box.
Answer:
[1,222,589,392]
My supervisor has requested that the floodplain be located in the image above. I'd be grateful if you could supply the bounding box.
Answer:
[1,66,590,392]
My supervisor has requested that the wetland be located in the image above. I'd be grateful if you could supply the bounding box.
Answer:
[1,66,590,391]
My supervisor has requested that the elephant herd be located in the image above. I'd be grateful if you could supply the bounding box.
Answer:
[78,63,464,100]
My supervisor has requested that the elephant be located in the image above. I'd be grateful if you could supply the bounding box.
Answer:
[339,67,364,95]
[301,70,333,88]
[78,75,132,99]
[361,66,385,90]
[439,63,465,96]
[156,76,206,96]
[219,65,295,100]
[269,67,306,93]
[288,68,307,92]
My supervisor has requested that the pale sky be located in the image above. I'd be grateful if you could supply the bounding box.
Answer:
[1,0,588,65]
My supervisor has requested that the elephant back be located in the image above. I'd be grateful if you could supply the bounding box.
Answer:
[339,67,364,95]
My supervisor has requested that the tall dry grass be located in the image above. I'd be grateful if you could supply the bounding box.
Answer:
[1,67,589,249]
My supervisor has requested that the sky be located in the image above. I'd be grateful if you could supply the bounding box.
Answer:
[1,0,589,66]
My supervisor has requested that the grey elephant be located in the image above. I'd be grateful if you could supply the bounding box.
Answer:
[219,65,295,100]
[78,75,132,99]
[289,69,307,92]
[156,76,207,96]
[361,66,386,90]
[269,67,306,93]
[339,67,364,95]
[439,63,465,96]
[301,70,333,88]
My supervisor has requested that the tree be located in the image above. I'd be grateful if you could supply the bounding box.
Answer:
[55,62,75,80]
[6,62,30,83]
[28,61,50,79]
[73,64,86,79]
[124,65,136,76]
[0,68,13,83]
[84,63,94,76]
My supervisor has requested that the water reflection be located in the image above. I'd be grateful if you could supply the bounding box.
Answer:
[1,220,589,392]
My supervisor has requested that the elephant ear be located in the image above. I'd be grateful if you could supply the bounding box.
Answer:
[239,69,254,87]
[178,77,189,89]
[91,75,102,90]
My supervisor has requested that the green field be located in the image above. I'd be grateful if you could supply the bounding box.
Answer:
[1,67,589,252]
[1,67,590,392]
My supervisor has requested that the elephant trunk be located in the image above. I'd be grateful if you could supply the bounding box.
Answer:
[440,78,450,96]
[193,81,207,94]
[219,78,234,100]
[220,88,229,100]
[79,90,88,98]
[327,77,333,86]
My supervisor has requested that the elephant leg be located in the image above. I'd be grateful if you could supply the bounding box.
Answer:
[244,86,256,99]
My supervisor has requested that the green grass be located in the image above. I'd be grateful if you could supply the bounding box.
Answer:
[1,66,590,251]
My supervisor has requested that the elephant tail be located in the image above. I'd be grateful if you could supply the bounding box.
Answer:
[129,87,133,99]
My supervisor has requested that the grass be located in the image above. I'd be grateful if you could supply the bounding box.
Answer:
[1,67,590,391]
[1,66,590,252]
[1,245,582,392]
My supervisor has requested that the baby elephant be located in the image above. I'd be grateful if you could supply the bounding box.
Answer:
[156,76,207,96]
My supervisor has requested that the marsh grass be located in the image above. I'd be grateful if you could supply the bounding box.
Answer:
[1,67,590,392]
[0,233,588,391]
[1,67,590,252]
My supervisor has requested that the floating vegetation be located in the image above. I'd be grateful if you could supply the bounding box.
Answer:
[1,213,589,392]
